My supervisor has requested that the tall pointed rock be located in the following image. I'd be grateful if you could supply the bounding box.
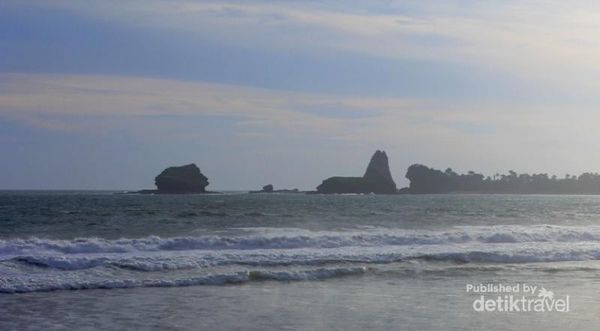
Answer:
[363,150,397,193]
[316,150,398,194]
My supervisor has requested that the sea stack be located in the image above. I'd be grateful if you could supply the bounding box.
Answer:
[154,163,209,193]
[363,150,397,194]
[316,150,397,194]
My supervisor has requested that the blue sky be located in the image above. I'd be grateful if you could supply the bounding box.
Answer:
[2,0,600,190]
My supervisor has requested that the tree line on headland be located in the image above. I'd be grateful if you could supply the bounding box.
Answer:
[407,164,600,194]
[138,151,600,195]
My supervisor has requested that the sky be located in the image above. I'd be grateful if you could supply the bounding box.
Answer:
[2,0,600,190]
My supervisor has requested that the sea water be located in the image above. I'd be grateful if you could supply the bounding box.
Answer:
[0,192,599,330]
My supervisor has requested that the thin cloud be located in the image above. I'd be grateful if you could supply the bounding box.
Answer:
[13,0,600,94]
[2,73,599,150]
[0,73,422,139]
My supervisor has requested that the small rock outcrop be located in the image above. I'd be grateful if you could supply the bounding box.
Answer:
[250,184,274,193]
[316,150,397,194]
[154,164,209,193]
[250,184,300,194]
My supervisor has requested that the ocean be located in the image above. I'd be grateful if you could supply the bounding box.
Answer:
[0,191,599,330]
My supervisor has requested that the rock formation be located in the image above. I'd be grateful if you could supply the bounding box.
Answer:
[250,184,300,193]
[362,150,397,194]
[250,184,274,193]
[316,150,397,194]
[154,163,209,193]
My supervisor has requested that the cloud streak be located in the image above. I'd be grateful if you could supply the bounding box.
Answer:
[12,0,600,94]
[0,73,424,140]
[2,73,600,169]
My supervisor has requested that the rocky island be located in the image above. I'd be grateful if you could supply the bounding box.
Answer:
[137,163,215,194]
[316,150,398,194]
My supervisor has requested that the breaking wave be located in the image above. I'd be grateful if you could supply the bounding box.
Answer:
[1,225,599,256]
[2,225,600,293]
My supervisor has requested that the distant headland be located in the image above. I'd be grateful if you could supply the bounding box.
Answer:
[135,151,600,195]
[406,164,600,194]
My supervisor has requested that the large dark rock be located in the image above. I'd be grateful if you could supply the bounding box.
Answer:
[363,150,397,194]
[405,164,453,193]
[316,150,397,194]
[154,164,209,193]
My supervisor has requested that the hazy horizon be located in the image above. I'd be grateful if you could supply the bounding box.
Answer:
[3,1,600,190]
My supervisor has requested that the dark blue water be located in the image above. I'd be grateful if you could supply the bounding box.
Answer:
[1,192,599,330]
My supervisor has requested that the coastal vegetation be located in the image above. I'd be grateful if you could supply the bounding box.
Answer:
[406,164,600,194]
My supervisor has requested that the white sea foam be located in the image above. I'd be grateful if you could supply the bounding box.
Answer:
[5,240,600,272]
[1,225,599,257]
[2,225,600,293]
